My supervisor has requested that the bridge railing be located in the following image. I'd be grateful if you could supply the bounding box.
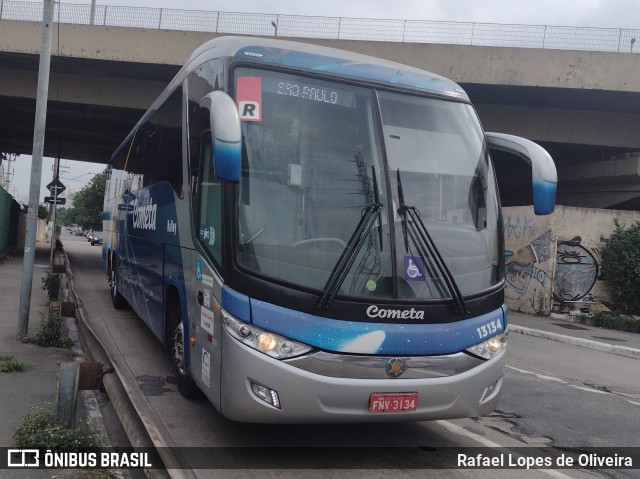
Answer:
[1,0,639,54]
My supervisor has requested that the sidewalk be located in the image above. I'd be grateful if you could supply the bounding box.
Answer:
[0,241,69,448]
[507,310,640,360]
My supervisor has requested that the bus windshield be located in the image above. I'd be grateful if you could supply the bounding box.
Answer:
[235,67,501,301]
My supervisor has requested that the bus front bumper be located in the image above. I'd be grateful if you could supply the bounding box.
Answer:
[219,329,504,424]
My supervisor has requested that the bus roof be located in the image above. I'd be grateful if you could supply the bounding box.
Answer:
[113,36,469,160]
[186,36,469,101]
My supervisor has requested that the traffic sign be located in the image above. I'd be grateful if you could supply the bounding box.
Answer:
[46,177,66,195]
[44,196,66,205]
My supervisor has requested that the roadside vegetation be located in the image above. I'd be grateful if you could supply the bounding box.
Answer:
[22,259,74,348]
[38,204,49,222]
[42,270,60,300]
[574,219,640,334]
[0,354,31,373]
[575,311,640,334]
[23,312,74,348]
[600,219,640,315]
[60,170,107,231]
[14,407,100,450]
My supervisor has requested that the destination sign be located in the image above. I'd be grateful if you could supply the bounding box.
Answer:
[261,76,356,108]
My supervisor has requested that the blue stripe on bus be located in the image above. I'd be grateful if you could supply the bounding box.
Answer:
[222,285,251,322]
[234,47,466,99]
[533,180,557,215]
[213,138,242,182]
[247,296,507,356]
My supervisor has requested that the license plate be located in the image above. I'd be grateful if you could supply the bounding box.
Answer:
[369,393,418,412]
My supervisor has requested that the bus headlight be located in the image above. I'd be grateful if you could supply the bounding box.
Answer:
[466,331,508,360]
[221,309,313,359]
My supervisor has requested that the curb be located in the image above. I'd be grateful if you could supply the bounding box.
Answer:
[64,247,194,479]
[509,325,640,360]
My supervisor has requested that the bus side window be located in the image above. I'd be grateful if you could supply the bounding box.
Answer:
[187,59,223,196]
[189,107,209,197]
[196,132,223,268]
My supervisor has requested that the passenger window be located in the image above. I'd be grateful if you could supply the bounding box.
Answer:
[197,132,223,268]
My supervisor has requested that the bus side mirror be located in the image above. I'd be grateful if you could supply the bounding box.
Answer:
[200,91,241,183]
[485,132,557,215]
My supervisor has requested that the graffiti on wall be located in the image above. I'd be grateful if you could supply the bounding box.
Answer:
[552,236,600,310]
[504,215,538,241]
[505,231,604,312]
[505,230,552,304]
[502,205,640,313]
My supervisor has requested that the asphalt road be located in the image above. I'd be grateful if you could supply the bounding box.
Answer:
[61,231,638,479]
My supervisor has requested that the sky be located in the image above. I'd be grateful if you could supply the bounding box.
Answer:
[6,156,105,206]
[4,0,639,202]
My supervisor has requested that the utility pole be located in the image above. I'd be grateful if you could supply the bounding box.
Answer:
[49,156,60,269]
[18,0,54,339]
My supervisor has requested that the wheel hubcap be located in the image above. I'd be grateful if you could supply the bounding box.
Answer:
[112,271,117,298]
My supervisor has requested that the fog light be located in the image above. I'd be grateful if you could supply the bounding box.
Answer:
[251,382,281,409]
[479,380,499,404]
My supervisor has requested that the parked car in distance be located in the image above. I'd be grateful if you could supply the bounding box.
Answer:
[91,232,103,246]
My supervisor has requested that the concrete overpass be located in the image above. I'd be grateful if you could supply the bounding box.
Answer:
[2,16,640,209]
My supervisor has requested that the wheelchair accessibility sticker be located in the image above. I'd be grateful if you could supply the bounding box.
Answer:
[196,259,203,283]
[404,255,425,282]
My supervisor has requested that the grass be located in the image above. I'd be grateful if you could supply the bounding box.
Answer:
[0,354,31,373]
[574,311,640,334]
[23,313,74,348]
[14,407,101,451]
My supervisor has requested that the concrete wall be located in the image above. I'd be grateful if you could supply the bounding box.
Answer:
[3,20,640,92]
[504,205,640,315]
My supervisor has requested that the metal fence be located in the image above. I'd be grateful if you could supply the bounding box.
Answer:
[1,0,639,53]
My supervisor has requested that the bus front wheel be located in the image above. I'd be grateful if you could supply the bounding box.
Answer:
[171,317,196,398]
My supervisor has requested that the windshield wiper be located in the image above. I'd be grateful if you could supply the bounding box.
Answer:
[396,170,469,315]
[396,169,409,252]
[371,166,383,251]
[318,202,382,309]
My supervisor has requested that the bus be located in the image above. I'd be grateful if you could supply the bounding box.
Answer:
[103,36,557,423]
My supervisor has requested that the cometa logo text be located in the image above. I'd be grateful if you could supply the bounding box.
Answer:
[132,199,157,230]
[366,305,424,320]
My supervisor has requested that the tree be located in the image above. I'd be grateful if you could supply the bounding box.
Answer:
[55,207,69,226]
[65,170,107,231]
[601,219,640,314]
[37,205,49,221]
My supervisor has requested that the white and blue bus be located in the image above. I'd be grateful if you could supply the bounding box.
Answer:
[103,36,556,423]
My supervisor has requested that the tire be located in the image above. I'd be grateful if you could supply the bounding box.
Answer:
[170,307,196,398]
[110,266,128,310]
